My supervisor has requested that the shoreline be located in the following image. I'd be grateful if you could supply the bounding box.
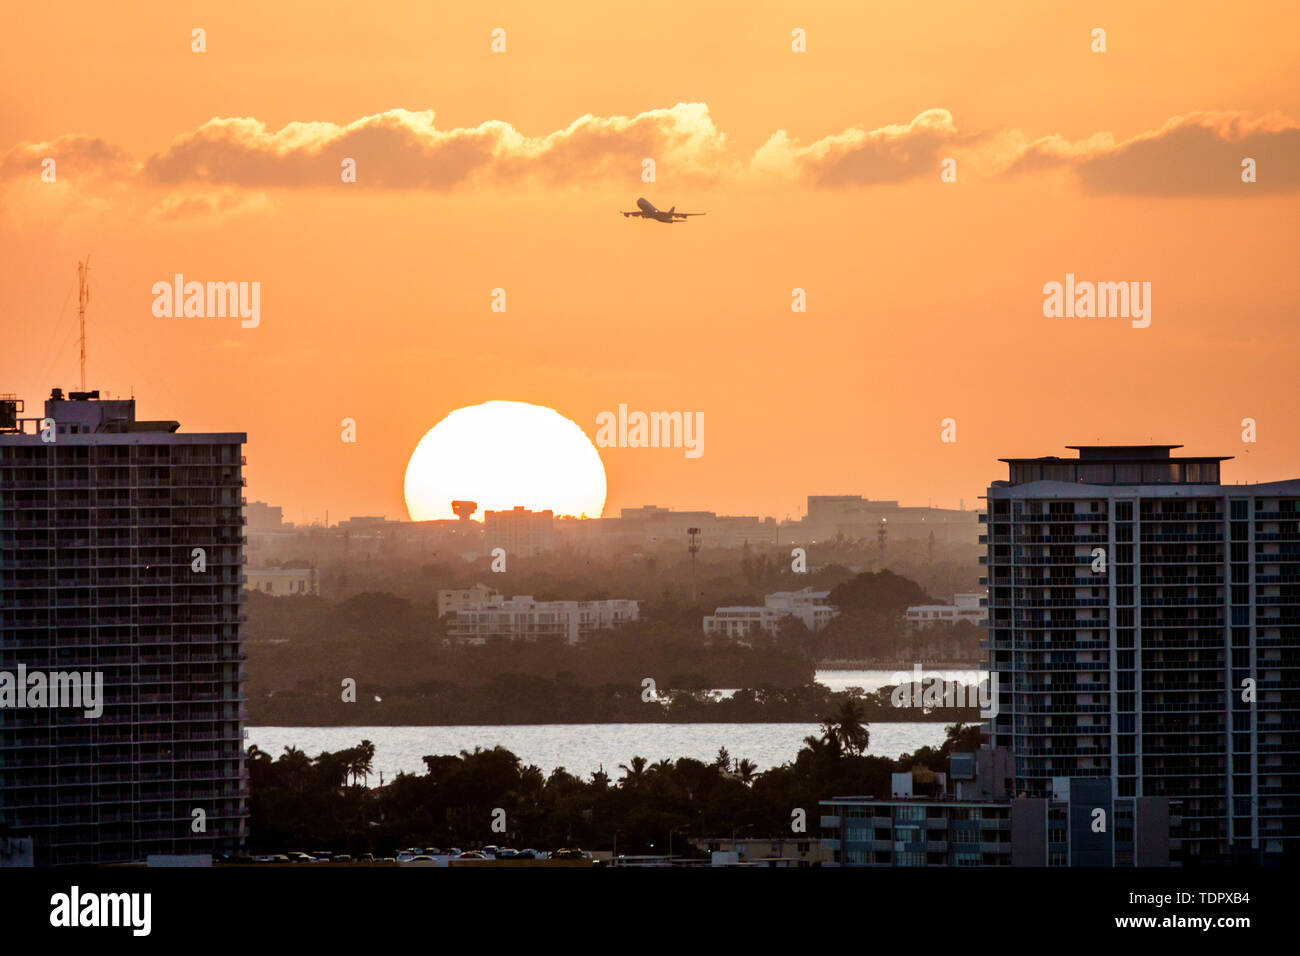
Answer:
[816,660,984,670]
[245,713,984,728]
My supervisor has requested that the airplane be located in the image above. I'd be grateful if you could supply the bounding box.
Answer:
[621,197,706,223]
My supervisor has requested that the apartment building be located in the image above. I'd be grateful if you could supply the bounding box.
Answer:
[436,583,501,618]
[0,389,248,865]
[703,587,839,638]
[982,444,1299,864]
[821,747,1171,866]
[906,592,986,629]
[484,506,555,558]
[445,594,639,644]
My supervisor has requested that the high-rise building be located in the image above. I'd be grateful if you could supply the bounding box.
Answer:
[484,506,555,558]
[0,389,248,865]
[983,445,1298,864]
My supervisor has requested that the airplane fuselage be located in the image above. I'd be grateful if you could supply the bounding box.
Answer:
[636,197,675,222]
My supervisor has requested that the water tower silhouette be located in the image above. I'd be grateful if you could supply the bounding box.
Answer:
[451,500,478,522]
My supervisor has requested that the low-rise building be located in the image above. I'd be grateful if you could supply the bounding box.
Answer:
[905,592,985,628]
[703,587,838,638]
[693,837,832,867]
[446,595,639,644]
[436,584,502,618]
[244,567,319,596]
[820,747,1172,867]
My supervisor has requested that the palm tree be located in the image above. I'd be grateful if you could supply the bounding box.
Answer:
[345,740,375,787]
[801,733,837,762]
[734,758,759,785]
[823,699,870,756]
[618,755,648,788]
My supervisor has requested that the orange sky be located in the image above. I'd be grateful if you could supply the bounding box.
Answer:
[3,2,1299,524]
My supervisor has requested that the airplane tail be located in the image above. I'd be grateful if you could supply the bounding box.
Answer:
[669,206,675,215]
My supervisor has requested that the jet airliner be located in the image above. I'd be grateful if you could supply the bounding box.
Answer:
[621,197,706,223]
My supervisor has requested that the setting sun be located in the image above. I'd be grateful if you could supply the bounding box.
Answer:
[403,400,607,521]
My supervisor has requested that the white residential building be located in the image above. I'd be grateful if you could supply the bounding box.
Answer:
[703,587,839,638]
[446,594,638,644]
[906,592,986,628]
[436,584,501,618]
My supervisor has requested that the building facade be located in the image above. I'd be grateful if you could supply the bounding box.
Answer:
[243,567,318,596]
[484,506,555,558]
[436,584,502,618]
[906,592,986,629]
[983,445,1299,864]
[703,587,839,638]
[0,389,248,865]
[445,594,639,644]
[821,747,1171,866]
[791,495,980,546]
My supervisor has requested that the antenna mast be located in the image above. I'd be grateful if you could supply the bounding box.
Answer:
[77,257,91,392]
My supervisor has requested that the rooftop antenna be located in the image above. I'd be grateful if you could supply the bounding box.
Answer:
[77,256,90,392]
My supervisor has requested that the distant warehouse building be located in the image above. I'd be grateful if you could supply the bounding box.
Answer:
[446,594,638,644]
[243,567,318,596]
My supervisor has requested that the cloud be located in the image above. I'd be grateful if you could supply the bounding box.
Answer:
[1008,112,1300,194]
[148,189,272,221]
[751,109,962,185]
[0,134,137,182]
[141,104,728,189]
[4,107,1295,219]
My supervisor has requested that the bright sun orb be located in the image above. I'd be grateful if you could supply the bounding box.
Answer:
[404,401,607,521]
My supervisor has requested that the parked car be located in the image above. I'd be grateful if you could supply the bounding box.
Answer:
[516,849,538,859]
[358,853,375,863]
[551,847,585,860]
[455,851,488,860]
[396,851,415,863]
[333,854,354,863]
[496,848,519,859]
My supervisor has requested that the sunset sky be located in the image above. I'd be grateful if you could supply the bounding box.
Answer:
[2,2,1298,524]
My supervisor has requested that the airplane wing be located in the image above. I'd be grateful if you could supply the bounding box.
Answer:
[672,212,706,218]
[621,211,642,216]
